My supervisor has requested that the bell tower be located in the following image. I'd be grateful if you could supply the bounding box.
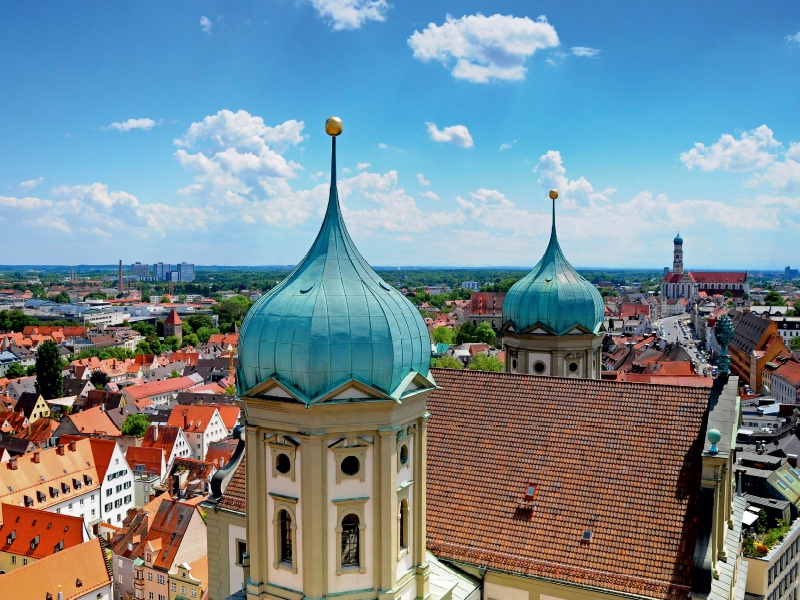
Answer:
[236,118,434,600]
[673,233,684,274]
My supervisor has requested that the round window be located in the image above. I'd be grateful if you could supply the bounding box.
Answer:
[569,362,579,373]
[341,456,360,476]
[533,361,546,374]
[276,454,291,474]
[400,445,409,465]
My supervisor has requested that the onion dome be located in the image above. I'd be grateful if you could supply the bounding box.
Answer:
[674,232,683,244]
[502,194,604,335]
[237,119,431,403]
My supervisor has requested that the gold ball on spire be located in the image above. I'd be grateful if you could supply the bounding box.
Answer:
[549,189,558,200]
[325,117,343,137]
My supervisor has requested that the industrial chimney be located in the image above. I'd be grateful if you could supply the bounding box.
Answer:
[119,260,123,294]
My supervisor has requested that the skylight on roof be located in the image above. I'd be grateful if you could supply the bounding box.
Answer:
[792,469,800,477]
[778,480,788,490]
[787,474,794,483]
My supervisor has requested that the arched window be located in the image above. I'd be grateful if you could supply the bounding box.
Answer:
[279,510,292,563]
[399,499,409,551]
[341,514,360,567]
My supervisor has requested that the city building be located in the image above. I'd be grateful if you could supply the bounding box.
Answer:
[0,503,89,573]
[743,517,800,600]
[141,424,193,467]
[785,266,799,280]
[168,557,208,600]
[465,291,505,329]
[461,281,480,291]
[14,391,51,423]
[661,233,748,300]
[0,439,102,529]
[730,313,789,392]
[501,193,604,378]
[125,446,167,507]
[164,309,183,342]
[0,538,112,600]
[166,405,229,461]
[53,405,121,438]
[122,376,200,407]
[771,316,800,349]
[132,262,150,278]
[154,262,171,281]
[177,262,196,283]
[772,360,800,404]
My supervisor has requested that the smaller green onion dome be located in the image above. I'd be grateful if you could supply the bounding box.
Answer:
[674,232,683,244]
[502,199,604,335]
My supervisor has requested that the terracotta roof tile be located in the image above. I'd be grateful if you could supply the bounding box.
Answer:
[0,503,85,559]
[0,537,110,600]
[217,457,245,513]
[426,368,709,600]
[62,405,121,437]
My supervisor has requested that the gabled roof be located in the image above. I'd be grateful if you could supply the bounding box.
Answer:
[166,405,223,433]
[17,417,56,442]
[164,309,182,325]
[141,424,182,457]
[142,500,198,570]
[691,271,747,284]
[0,537,110,600]
[14,392,44,419]
[732,312,774,356]
[62,406,121,436]
[774,360,800,388]
[126,446,165,478]
[216,456,245,514]
[123,376,198,400]
[205,404,239,430]
[425,368,711,600]
[204,439,238,469]
[0,503,85,559]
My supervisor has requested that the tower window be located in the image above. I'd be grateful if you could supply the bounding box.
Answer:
[341,514,360,567]
[533,361,546,374]
[399,500,409,551]
[399,445,409,465]
[341,456,360,476]
[279,510,292,564]
[276,454,291,474]
[569,362,579,373]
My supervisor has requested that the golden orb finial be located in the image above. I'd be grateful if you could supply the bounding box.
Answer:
[325,117,343,137]
[549,189,558,200]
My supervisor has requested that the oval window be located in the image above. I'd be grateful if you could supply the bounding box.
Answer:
[569,362,579,373]
[300,282,315,294]
[400,445,409,465]
[276,454,291,474]
[341,456,360,476]
[533,361,546,374]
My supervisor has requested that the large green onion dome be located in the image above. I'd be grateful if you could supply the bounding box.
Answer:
[502,197,604,336]
[237,126,430,402]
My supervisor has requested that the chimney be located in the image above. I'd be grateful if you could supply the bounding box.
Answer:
[153,423,158,441]
[56,444,65,456]
[219,457,225,468]
[789,454,798,468]
[33,451,40,464]
[183,411,188,430]
[68,440,76,452]
[8,457,18,470]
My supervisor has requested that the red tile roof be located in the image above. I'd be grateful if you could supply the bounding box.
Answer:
[123,376,198,400]
[775,360,800,387]
[125,446,165,478]
[62,406,121,436]
[217,457,245,513]
[205,403,240,430]
[0,537,110,600]
[426,368,710,600]
[164,309,182,325]
[0,503,85,559]
[142,500,198,569]
[166,405,223,433]
[141,424,181,457]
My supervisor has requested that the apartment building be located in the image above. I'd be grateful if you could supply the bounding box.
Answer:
[166,405,229,461]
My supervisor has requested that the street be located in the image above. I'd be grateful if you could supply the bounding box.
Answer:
[655,314,705,373]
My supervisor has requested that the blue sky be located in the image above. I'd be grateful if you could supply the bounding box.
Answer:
[1,1,799,269]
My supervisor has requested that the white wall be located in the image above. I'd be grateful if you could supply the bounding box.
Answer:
[227,524,246,596]
[100,443,134,525]
[267,445,303,591]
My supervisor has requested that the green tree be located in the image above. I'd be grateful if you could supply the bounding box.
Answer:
[430,356,463,369]
[225,385,237,395]
[35,339,64,400]
[216,295,252,330]
[156,319,166,337]
[756,509,768,534]
[131,321,157,339]
[764,290,786,306]
[169,369,181,378]
[185,314,214,331]
[5,362,26,379]
[164,336,181,351]
[791,337,800,351]
[90,371,110,389]
[0,309,40,332]
[455,323,476,345]
[723,290,733,298]
[136,341,152,355]
[469,353,504,372]
[160,295,171,303]
[474,322,496,346]
[49,291,71,304]
[182,333,200,347]
[25,364,37,376]
[195,326,218,343]
[431,326,455,345]
[141,294,151,303]
[121,413,150,438]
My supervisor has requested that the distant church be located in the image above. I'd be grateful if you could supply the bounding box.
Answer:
[660,233,748,300]
[203,120,746,600]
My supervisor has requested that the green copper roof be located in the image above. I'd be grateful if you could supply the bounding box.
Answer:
[674,232,683,244]
[502,200,604,335]
[237,136,431,401]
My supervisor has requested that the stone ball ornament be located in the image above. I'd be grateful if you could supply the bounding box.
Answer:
[325,116,343,136]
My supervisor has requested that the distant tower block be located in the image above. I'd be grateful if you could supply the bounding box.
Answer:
[673,233,683,275]
[164,309,182,341]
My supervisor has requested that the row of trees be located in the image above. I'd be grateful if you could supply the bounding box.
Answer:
[430,353,503,372]
[431,322,496,347]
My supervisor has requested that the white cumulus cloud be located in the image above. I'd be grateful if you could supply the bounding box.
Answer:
[408,14,559,83]
[200,16,212,34]
[426,122,473,148]
[16,177,44,192]
[787,31,800,45]
[535,150,615,206]
[419,190,440,201]
[499,140,516,151]
[416,173,430,185]
[680,125,780,172]
[107,118,158,132]
[357,163,370,170]
[310,0,389,31]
